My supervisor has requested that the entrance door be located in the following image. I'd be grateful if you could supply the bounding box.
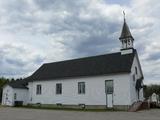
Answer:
[105,80,113,108]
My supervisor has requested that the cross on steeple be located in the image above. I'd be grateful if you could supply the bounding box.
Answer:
[123,11,125,21]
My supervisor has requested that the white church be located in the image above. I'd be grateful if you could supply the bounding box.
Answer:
[2,18,144,110]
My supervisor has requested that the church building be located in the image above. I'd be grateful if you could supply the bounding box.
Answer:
[2,18,144,110]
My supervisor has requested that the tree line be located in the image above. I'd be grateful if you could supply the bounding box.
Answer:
[143,84,160,99]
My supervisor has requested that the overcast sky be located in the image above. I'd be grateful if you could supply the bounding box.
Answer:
[0,0,159,84]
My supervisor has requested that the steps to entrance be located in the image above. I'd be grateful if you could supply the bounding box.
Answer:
[128,101,149,112]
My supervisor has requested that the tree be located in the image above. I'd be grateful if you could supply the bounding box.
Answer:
[143,84,160,99]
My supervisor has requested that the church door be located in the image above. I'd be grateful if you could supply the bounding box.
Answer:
[105,80,113,108]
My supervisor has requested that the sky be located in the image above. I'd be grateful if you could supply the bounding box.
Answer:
[0,0,159,84]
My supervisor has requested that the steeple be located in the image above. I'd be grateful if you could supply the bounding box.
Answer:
[119,19,134,41]
[119,12,134,54]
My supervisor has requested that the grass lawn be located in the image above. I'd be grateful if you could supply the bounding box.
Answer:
[15,104,119,112]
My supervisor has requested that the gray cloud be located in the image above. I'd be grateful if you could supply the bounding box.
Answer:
[0,44,45,77]
[0,0,160,84]
[146,53,160,61]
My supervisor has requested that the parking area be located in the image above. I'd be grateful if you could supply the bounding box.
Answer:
[0,107,160,120]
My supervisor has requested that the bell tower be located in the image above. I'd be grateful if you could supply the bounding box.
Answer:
[119,12,134,55]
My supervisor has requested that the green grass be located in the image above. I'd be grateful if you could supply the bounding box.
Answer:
[15,105,120,112]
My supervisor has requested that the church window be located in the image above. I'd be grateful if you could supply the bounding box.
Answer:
[135,67,138,75]
[36,84,42,95]
[78,82,85,94]
[56,83,62,94]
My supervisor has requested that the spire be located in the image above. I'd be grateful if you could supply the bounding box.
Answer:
[119,11,134,40]
[119,11,134,54]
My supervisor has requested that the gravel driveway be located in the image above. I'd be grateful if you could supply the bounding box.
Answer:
[0,107,160,120]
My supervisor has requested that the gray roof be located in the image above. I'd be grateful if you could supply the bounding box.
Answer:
[8,80,28,89]
[25,49,136,82]
[119,19,134,40]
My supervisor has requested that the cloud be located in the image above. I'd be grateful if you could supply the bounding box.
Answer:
[0,0,159,85]
[0,43,45,78]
